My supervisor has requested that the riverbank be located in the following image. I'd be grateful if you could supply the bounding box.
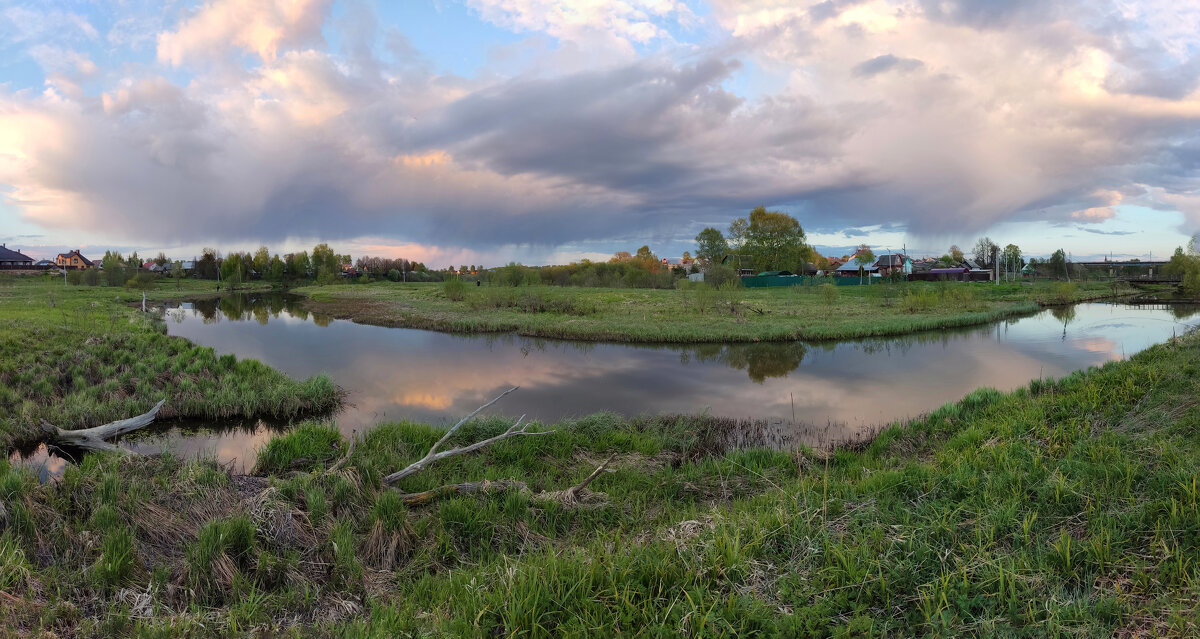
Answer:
[296,280,1129,343]
[0,277,341,448]
[2,324,1196,635]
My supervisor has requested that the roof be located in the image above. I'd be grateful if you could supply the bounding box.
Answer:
[34,259,55,266]
[836,261,878,272]
[755,270,795,276]
[0,245,33,262]
[875,254,906,268]
[57,250,94,266]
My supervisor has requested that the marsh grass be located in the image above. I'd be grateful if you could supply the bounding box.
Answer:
[1,330,1198,634]
[297,280,1126,343]
[0,277,341,447]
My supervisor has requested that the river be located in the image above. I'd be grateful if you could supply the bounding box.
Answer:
[13,293,1200,476]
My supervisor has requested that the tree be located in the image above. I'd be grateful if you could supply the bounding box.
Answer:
[1001,244,1023,280]
[220,252,245,289]
[197,248,219,280]
[101,251,126,287]
[153,252,169,267]
[267,255,285,282]
[1049,249,1067,280]
[855,248,875,284]
[311,243,338,279]
[682,251,692,261]
[728,217,748,249]
[253,246,270,276]
[973,237,998,268]
[292,251,311,279]
[742,206,807,272]
[695,227,730,266]
[949,245,964,264]
[172,260,186,289]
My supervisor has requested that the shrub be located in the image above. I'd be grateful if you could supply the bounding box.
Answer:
[820,283,838,307]
[705,264,740,289]
[442,277,467,301]
[66,270,83,285]
[387,269,401,282]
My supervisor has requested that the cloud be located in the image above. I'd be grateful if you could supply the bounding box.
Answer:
[852,54,924,77]
[1071,207,1117,223]
[1079,228,1135,236]
[156,0,333,66]
[2,0,1200,259]
[465,0,695,50]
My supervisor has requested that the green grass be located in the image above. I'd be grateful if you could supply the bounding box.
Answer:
[294,279,1129,343]
[1,328,1197,635]
[0,275,342,447]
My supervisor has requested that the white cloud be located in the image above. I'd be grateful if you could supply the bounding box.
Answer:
[156,0,333,66]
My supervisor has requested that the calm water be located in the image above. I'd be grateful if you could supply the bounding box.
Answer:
[14,294,1200,476]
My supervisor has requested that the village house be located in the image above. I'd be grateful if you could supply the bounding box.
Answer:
[55,250,94,270]
[874,254,913,277]
[0,244,34,268]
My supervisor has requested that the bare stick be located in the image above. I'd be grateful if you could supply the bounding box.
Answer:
[39,399,166,454]
[382,388,554,486]
[395,480,529,506]
[325,431,358,474]
[565,453,617,500]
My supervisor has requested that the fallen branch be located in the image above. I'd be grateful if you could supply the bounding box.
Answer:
[395,479,529,506]
[38,400,166,454]
[382,387,554,486]
[563,453,617,502]
[325,431,358,475]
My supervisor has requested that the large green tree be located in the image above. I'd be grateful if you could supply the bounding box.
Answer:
[742,206,807,272]
[694,227,729,266]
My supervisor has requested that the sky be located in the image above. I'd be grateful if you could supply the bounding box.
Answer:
[1,0,1199,266]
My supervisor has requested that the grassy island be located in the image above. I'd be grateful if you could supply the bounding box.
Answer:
[296,280,1129,343]
[0,277,341,448]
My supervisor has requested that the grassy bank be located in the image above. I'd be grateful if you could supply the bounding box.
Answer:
[0,276,341,448]
[296,280,1128,343]
[2,328,1197,636]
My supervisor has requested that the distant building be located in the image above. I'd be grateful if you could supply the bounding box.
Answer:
[56,250,94,270]
[0,244,34,267]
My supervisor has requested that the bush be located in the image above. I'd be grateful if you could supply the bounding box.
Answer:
[705,264,740,289]
[66,270,83,285]
[387,269,401,282]
[82,269,100,286]
[820,283,838,307]
[124,272,158,291]
[442,277,467,301]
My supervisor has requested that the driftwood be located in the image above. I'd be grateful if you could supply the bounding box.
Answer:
[395,454,619,507]
[38,400,166,454]
[382,387,554,486]
[395,479,530,506]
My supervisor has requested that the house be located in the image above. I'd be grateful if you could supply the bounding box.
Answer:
[34,259,56,268]
[874,254,913,276]
[835,260,878,277]
[0,244,34,268]
[56,250,94,270]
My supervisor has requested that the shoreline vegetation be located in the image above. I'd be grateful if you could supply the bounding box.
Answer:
[0,286,1196,634]
[0,278,341,449]
[296,279,1133,344]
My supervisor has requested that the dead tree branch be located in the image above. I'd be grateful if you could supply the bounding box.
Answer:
[38,400,166,454]
[325,431,358,475]
[382,387,555,486]
[564,453,617,501]
[394,479,530,506]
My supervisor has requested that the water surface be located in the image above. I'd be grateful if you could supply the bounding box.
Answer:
[13,294,1200,475]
